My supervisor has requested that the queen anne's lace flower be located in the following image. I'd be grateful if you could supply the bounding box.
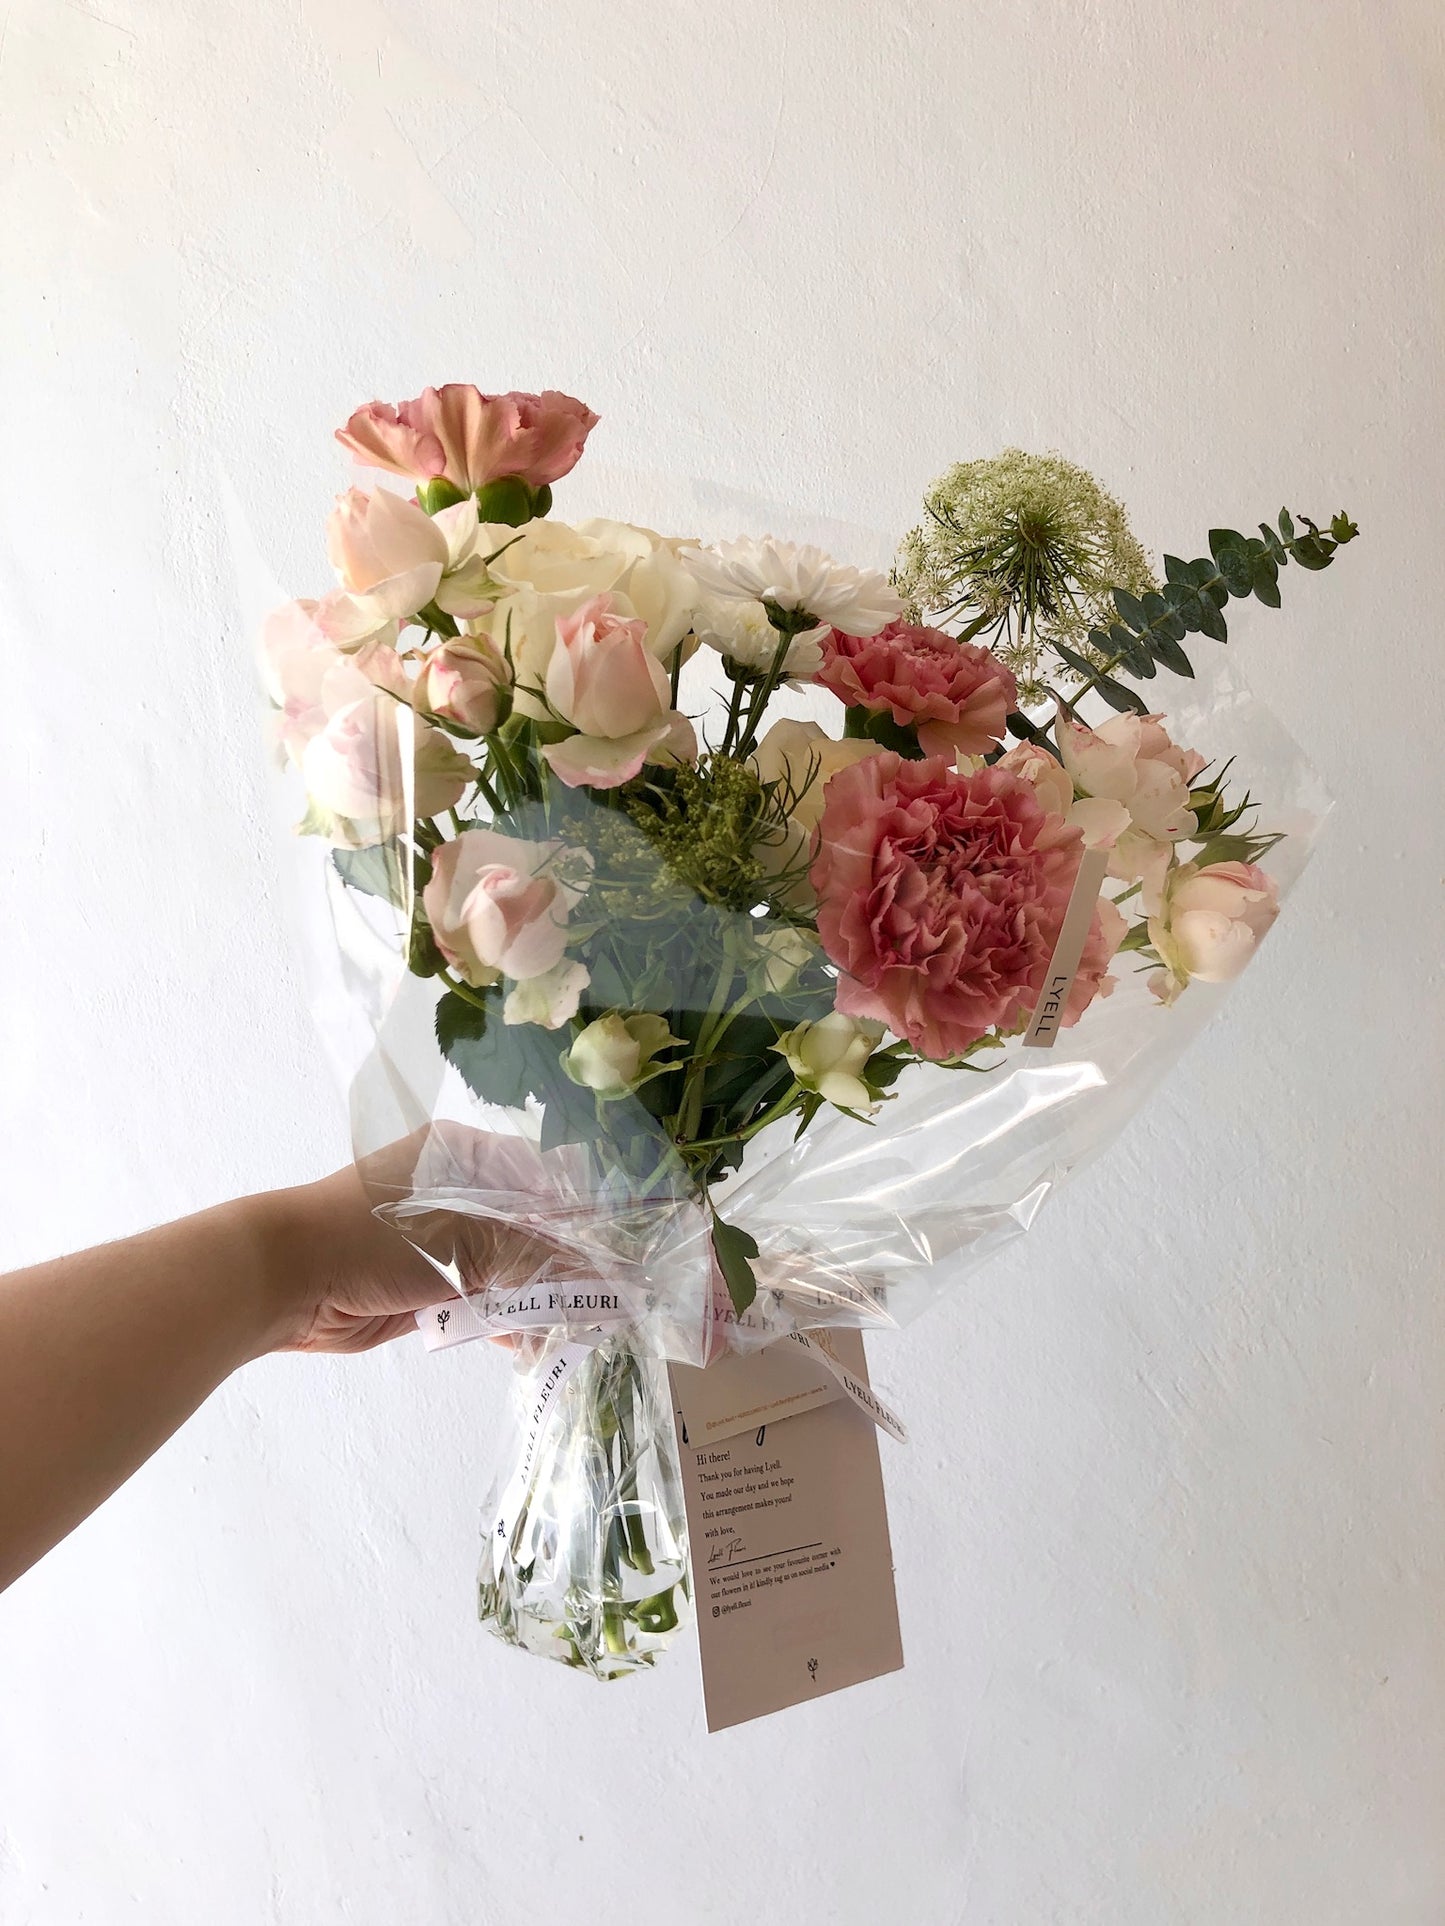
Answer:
[682,538,901,636]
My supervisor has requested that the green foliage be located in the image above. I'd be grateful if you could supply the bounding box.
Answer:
[843,705,926,757]
[1066,509,1359,704]
[711,1211,760,1314]
[332,844,407,907]
[623,756,775,911]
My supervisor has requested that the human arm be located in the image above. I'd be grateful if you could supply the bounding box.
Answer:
[0,1166,449,1593]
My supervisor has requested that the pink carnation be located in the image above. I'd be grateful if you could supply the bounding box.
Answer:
[812,754,1085,1059]
[816,622,1018,759]
[336,385,599,494]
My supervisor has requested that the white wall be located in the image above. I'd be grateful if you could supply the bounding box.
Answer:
[2,2,1442,1920]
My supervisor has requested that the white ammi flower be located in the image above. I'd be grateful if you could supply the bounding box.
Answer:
[681,537,901,636]
[690,594,825,678]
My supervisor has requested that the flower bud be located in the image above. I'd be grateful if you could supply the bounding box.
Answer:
[562,1012,682,1100]
[474,475,535,527]
[772,1011,886,1111]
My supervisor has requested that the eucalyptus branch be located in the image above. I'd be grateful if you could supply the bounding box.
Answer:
[1053,510,1360,715]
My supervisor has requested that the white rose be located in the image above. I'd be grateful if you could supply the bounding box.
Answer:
[751,719,882,831]
[773,1011,886,1112]
[751,924,819,994]
[481,519,698,716]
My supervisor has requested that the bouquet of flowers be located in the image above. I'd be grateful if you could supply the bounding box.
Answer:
[256,383,1354,1681]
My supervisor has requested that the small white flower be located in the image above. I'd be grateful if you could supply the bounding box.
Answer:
[681,537,901,636]
[690,594,825,678]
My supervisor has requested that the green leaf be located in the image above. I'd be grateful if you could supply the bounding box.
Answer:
[1193,591,1229,642]
[850,707,926,757]
[1108,620,1155,677]
[1117,921,1156,953]
[1251,554,1281,607]
[1053,640,1097,679]
[1139,592,1187,643]
[1216,546,1257,598]
[1150,633,1195,677]
[434,989,565,1108]
[333,844,407,908]
[1096,674,1150,714]
[711,1212,759,1314]
[1290,534,1332,570]
[1111,588,1149,632]
[1208,527,1248,566]
[1278,508,1296,541]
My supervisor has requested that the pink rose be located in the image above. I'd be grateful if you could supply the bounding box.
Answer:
[1064,894,1128,1025]
[811,754,1084,1059]
[996,738,1132,851]
[540,592,695,789]
[302,696,472,844]
[423,828,585,991]
[1149,859,1280,1000]
[1057,707,1206,901]
[261,599,408,766]
[336,385,599,493]
[416,636,510,735]
[817,622,1018,759]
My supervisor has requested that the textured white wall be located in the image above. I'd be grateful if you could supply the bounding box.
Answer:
[2,2,1442,1920]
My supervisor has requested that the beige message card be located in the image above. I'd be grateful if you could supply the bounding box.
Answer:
[670,1330,904,1731]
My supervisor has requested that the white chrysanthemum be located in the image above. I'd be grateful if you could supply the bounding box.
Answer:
[690,594,825,678]
[681,537,901,636]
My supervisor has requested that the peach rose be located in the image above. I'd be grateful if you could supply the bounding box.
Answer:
[995,738,1132,850]
[261,599,408,768]
[416,636,510,735]
[1057,707,1206,900]
[302,697,472,845]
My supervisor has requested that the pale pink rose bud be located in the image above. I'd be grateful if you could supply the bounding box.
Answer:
[336,385,599,493]
[545,593,670,738]
[1149,859,1280,990]
[416,636,509,734]
[423,828,586,987]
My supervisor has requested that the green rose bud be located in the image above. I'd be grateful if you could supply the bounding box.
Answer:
[772,1011,886,1112]
[562,1012,683,1100]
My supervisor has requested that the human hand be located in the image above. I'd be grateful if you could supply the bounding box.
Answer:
[260,1164,458,1354]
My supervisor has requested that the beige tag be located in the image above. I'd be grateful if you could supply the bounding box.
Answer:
[671,1330,904,1731]
[671,1333,843,1448]
[1022,845,1111,1048]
